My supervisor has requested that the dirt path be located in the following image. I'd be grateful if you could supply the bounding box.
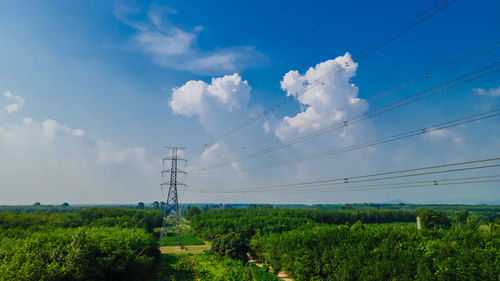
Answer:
[160,244,210,254]
[277,271,293,281]
[247,253,293,281]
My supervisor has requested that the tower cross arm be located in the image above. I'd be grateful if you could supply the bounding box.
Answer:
[161,169,187,174]
[161,182,186,186]
[163,156,187,161]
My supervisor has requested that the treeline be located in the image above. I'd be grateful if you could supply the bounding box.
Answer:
[191,208,416,240]
[251,224,499,280]
[0,207,162,233]
[0,205,82,213]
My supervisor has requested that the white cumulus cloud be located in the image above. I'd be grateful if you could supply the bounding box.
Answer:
[275,53,367,140]
[169,73,261,175]
[169,73,252,132]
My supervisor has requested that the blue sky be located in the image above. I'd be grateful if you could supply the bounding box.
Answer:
[0,0,499,204]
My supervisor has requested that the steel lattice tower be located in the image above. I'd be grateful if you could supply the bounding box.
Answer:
[160,147,186,246]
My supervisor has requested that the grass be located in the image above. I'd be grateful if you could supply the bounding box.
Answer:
[160,232,205,246]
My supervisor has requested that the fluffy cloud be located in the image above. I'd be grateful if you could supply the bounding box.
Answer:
[3,91,24,113]
[168,56,371,171]
[169,73,262,177]
[275,53,367,140]
[114,5,264,74]
[474,86,500,97]
[170,73,252,131]
[168,58,374,185]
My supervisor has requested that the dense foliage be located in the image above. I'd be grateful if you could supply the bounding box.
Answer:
[2,205,498,280]
[186,206,201,220]
[194,254,252,280]
[191,208,417,262]
[192,208,416,240]
[249,263,280,281]
[251,224,499,280]
[210,231,249,260]
[418,209,451,229]
[189,206,500,280]
[0,227,160,281]
[164,254,251,280]
[0,207,164,281]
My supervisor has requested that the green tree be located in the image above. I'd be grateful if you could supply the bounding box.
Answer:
[418,209,451,229]
[187,206,201,219]
[341,204,354,210]
[152,201,160,209]
[210,231,248,260]
[62,202,70,207]
[350,220,366,231]
[455,209,469,225]
[137,202,145,209]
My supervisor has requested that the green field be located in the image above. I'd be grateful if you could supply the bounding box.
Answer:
[160,231,205,246]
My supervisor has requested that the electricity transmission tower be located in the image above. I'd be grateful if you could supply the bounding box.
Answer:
[160,147,186,246]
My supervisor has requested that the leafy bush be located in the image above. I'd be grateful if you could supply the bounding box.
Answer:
[249,263,280,281]
[193,254,251,281]
[210,231,248,260]
[418,209,451,229]
[186,206,201,220]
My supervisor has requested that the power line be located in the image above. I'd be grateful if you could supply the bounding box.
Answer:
[184,0,457,155]
[185,176,500,194]
[187,158,500,193]
[195,109,500,173]
[256,109,500,171]
[354,0,456,61]
[197,41,500,161]
[190,64,500,172]
[189,157,500,192]
[235,62,500,160]
[285,174,500,193]
[284,179,500,194]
